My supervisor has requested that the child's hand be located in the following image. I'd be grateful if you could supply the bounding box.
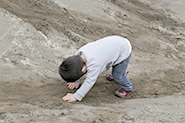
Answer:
[63,93,77,102]
[67,82,79,90]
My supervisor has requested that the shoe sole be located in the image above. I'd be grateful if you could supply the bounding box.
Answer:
[115,90,131,98]
[107,77,114,81]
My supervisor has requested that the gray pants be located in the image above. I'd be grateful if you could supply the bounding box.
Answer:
[112,53,133,91]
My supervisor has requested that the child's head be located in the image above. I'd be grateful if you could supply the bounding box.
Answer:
[59,55,85,82]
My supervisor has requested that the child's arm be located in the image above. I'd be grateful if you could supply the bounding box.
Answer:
[63,64,100,102]
[74,64,100,101]
[75,79,81,85]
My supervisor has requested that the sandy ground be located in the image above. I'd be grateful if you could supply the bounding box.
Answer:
[0,0,185,122]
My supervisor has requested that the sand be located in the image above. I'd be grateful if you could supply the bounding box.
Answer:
[0,0,185,122]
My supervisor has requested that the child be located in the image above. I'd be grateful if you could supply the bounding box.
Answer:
[59,36,132,102]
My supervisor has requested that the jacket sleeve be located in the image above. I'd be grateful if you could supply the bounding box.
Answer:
[74,64,100,101]
[75,79,81,85]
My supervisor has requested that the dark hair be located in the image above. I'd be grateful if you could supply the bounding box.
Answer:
[59,55,84,82]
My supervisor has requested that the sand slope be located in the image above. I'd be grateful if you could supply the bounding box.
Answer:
[0,0,185,122]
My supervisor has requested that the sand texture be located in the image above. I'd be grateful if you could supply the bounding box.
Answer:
[0,0,185,122]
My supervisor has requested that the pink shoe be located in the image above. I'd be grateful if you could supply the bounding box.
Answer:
[106,74,114,81]
[115,88,131,97]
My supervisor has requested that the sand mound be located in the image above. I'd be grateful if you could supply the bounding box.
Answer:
[0,0,185,122]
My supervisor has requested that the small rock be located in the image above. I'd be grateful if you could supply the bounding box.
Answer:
[69,16,73,20]
[83,19,88,23]
[61,112,65,116]
[154,92,159,95]
[118,24,122,27]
